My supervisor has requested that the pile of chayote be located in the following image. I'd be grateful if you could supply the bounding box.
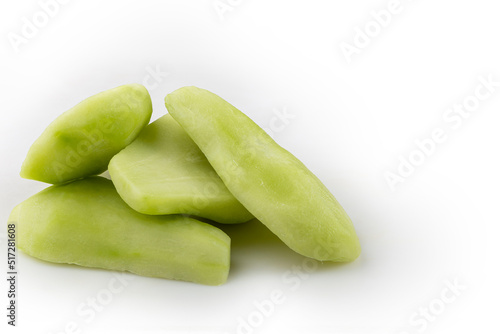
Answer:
[9,84,360,285]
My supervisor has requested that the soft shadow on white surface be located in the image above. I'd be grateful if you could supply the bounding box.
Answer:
[2,0,500,333]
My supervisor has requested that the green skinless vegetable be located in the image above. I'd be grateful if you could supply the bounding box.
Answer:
[165,87,361,262]
[109,114,253,224]
[20,84,152,184]
[9,177,230,285]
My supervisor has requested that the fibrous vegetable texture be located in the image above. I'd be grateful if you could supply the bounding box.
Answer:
[165,86,361,262]
[10,177,230,285]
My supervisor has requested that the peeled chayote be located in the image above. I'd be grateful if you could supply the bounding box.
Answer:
[109,114,253,224]
[10,177,230,285]
[165,86,361,262]
[21,84,152,184]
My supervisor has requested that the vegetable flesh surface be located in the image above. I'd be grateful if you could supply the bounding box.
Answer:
[10,177,231,285]
[109,114,252,224]
[165,86,361,262]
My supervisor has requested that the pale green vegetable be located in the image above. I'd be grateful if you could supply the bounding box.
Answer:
[21,84,152,184]
[109,114,253,224]
[165,87,361,262]
[9,177,230,285]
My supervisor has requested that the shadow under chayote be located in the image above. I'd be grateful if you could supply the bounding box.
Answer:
[19,217,359,287]
[211,219,357,281]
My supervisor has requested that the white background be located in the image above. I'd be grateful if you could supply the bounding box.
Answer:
[1,1,500,333]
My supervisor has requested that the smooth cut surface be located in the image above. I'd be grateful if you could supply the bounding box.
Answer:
[21,84,152,184]
[109,114,252,224]
[10,177,230,285]
[166,87,361,262]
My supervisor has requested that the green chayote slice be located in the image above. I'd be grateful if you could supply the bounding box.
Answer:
[9,177,230,285]
[165,87,361,262]
[109,114,253,224]
[21,84,152,184]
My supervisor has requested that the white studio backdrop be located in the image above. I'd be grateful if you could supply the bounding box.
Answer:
[1,1,499,333]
